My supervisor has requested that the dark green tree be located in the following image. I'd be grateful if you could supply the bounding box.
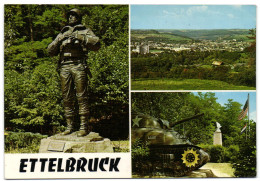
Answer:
[232,121,256,177]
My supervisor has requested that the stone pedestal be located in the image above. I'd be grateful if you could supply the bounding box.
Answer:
[39,132,114,153]
[213,131,222,146]
[187,169,217,178]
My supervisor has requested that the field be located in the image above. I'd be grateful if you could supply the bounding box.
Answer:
[131,78,256,90]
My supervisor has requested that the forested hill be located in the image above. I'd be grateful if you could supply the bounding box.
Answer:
[159,29,252,41]
[131,29,252,42]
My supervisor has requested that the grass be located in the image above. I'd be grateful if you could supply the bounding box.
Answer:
[6,145,40,153]
[6,140,130,153]
[111,140,129,152]
[131,78,256,90]
[5,131,129,153]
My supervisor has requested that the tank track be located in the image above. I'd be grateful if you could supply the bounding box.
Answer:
[133,144,205,177]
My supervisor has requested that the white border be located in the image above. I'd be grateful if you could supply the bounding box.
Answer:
[1,1,259,181]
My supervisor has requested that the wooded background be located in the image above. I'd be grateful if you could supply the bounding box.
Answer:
[4,5,129,139]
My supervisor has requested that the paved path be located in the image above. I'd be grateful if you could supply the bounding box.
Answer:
[200,163,235,177]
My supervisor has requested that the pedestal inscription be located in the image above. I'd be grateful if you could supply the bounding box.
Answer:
[48,141,65,152]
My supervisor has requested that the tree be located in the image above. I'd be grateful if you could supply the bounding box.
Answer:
[232,121,256,177]
[219,99,244,146]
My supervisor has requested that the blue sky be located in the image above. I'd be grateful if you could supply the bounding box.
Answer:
[131,5,256,29]
[192,92,256,122]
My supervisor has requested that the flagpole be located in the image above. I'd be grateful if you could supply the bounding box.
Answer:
[245,94,249,140]
[248,93,250,138]
[246,121,247,140]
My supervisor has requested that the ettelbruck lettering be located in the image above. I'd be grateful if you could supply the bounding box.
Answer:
[19,157,120,172]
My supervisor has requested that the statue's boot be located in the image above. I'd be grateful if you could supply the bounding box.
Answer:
[62,118,74,135]
[77,115,90,137]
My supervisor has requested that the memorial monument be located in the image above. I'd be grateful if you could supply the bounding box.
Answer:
[39,8,113,153]
[213,122,222,146]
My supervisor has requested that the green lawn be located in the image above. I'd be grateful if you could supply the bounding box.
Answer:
[111,140,129,152]
[131,78,255,90]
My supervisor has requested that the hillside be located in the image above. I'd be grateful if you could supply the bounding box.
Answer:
[131,29,193,43]
[131,29,252,42]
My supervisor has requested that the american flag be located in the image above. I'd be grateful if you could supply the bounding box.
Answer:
[241,124,247,134]
[238,98,249,120]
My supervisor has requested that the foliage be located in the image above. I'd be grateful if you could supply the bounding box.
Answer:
[132,92,253,147]
[84,5,129,46]
[224,145,240,162]
[132,92,217,145]
[88,36,129,118]
[132,138,150,159]
[131,41,256,87]
[4,5,129,139]
[5,61,64,134]
[131,139,151,175]
[200,144,225,162]
[5,132,47,153]
[232,122,256,177]
[198,144,239,163]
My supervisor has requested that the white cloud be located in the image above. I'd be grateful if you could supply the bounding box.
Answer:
[162,10,177,16]
[162,5,219,19]
[186,5,208,16]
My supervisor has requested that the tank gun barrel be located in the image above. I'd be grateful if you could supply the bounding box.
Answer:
[170,113,204,127]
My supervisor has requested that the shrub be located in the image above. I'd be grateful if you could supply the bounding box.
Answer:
[199,144,239,163]
[232,69,256,87]
[224,145,239,162]
[5,132,47,153]
[131,139,150,174]
[131,138,150,159]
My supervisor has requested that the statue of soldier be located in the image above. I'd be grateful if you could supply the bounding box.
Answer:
[47,8,100,137]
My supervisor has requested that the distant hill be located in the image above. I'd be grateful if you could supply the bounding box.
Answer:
[131,29,252,42]
[131,29,193,43]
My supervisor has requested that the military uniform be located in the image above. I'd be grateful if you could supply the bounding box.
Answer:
[47,9,100,136]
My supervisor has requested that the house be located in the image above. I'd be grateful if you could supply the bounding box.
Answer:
[212,61,224,66]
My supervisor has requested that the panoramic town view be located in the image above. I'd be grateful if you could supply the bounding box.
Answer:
[131,5,256,90]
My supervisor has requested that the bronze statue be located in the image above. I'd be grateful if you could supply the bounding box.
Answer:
[47,8,100,137]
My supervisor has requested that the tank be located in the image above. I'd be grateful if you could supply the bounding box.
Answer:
[132,112,210,177]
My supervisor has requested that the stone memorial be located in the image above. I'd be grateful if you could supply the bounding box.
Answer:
[213,122,222,146]
[39,132,114,153]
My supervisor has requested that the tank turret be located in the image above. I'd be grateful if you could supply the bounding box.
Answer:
[132,112,210,177]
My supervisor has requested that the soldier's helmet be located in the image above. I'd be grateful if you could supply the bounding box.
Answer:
[67,8,82,23]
